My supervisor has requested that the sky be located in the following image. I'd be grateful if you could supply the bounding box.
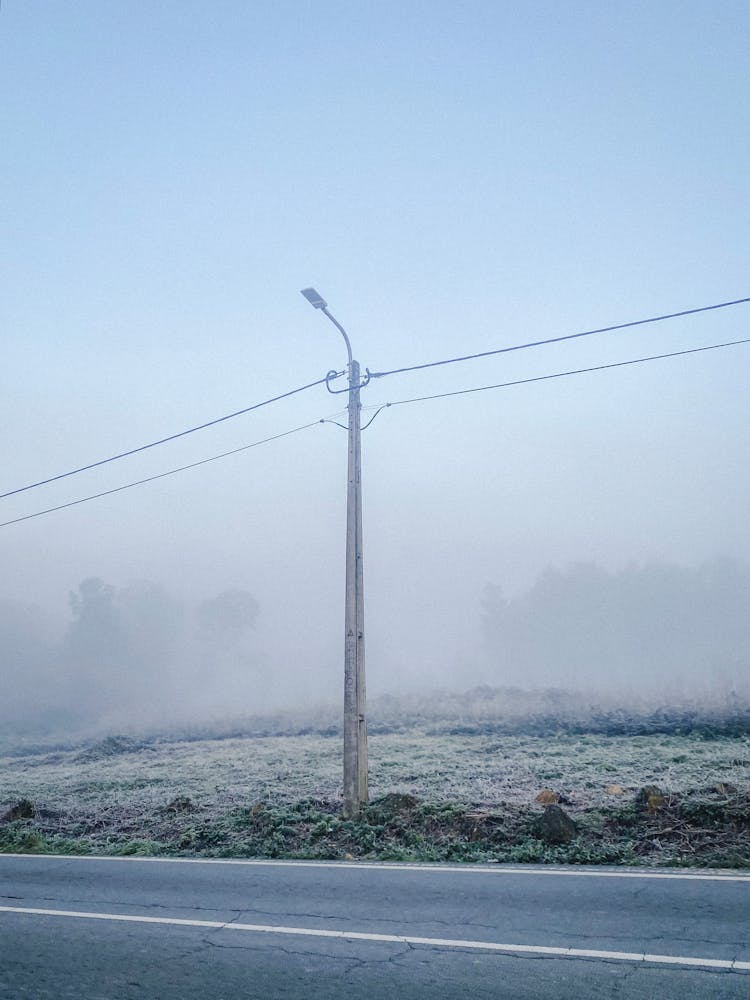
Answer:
[1,1,749,716]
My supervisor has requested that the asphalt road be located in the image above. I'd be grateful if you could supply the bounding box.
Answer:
[0,855,748,999]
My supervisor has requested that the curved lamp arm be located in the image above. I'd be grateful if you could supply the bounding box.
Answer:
[300,287,353,369]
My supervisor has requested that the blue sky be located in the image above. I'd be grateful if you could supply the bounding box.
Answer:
[2,1,748,701]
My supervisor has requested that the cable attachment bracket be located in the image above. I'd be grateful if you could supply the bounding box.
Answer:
[325,369,346,394]
[325,367,372,394]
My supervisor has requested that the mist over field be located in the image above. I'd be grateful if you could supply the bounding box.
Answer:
[2,2,749,768]
[2,556,748,745]
[480,557,750,699]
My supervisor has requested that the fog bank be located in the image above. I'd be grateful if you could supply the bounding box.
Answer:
[1,557,748,744]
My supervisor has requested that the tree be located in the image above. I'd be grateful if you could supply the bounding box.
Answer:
[481,558,750,697]
[63,578,130,722]
[195,589,259,652]
[0,599,58,727]
[62,577,187,727]
[188,589,262,713]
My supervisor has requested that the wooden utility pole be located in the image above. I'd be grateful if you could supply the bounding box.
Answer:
[301,288,368,817]
[344,358,367,816]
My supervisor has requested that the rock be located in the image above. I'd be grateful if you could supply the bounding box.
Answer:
[1,799,34,823]
[162,796,195,814]
[371,793,419,815]
[530,805,577,845]
[635,785,666,813]
[534,789,561,804]
[606,784,625,795]
[35,807,61,820]
[714,783,737,796]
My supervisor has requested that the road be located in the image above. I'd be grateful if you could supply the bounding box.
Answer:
[0,854,748,999]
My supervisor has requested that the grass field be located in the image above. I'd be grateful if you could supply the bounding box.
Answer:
[2,718,749,868]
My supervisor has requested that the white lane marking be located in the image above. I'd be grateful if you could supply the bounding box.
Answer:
[0,904,748,971]
[1,853,749,882]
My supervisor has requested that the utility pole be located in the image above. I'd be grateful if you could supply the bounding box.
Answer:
[301,288,368,817]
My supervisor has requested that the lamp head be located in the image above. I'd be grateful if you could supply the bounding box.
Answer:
[300,287,327,310]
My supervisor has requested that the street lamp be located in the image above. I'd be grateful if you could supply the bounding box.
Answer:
[301,288,367,818]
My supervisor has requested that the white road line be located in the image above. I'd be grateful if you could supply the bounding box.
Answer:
[0,904,748,972]
[2,853,749,882]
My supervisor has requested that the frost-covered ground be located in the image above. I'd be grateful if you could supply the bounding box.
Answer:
[2,730,748,818]
[2,727,749,867]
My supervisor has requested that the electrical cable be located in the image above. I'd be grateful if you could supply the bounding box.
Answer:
[2,338,746,529]
[367,337,750,410]
[0,374,337,501]
[0,422,321,529]
[5,295,747,501]
[369,296,750,380]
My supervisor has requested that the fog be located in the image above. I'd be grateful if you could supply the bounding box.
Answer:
[1,556,748,742]
[2,4,749,741]
[480,559,750,701]
[0,580,266,735]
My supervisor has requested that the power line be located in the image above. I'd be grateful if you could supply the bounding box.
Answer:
[0,422,320,529]
[6,294,749,510]
[366,337,750,410]
[369,295,750,380]
[5,294,747,502]
[3,339,746,529]
[0,375,336,501]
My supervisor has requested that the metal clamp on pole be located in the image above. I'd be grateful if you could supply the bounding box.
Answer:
[325,368,372,395]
